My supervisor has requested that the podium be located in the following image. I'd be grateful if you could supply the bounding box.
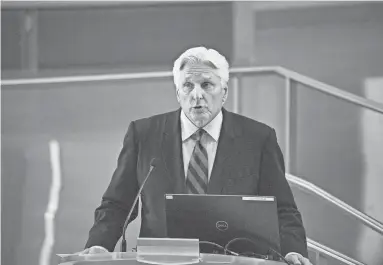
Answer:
[58,238,284,265]
[58,252,283,265]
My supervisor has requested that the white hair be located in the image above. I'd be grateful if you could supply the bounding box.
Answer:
[172,46,229,89]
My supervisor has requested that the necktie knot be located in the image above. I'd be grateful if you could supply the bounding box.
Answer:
[192,129,206,142]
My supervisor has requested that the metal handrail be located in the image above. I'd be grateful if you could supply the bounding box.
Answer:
[231,66,383,114]
[307,238,365,265]
[286,173,383,235]
[3,66,383,115]
[0,71,173,85]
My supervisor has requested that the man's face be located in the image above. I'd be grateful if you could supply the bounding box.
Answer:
[176,63,228,128]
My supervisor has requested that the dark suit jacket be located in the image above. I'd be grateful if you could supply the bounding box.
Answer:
[85,108,308,257]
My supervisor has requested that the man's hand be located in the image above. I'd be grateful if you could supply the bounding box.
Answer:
[77,246,109,255]
[285,253,313,265]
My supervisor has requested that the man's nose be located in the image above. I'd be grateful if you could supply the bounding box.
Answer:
[192,86,204,99]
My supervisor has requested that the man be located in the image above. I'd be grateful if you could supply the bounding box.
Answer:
[82,47,312,265]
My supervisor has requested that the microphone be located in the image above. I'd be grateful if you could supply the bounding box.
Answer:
[120,158,158,252]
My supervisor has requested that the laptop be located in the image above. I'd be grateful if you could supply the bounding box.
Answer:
[165,194,281,259]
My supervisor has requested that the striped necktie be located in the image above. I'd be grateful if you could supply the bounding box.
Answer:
[186,129,208,194]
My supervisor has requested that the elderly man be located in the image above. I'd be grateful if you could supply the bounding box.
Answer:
[82,47,312,265]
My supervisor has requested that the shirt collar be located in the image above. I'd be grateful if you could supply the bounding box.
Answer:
[180,109,223,142]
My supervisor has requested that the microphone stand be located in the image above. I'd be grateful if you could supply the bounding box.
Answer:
[120,160,156,252]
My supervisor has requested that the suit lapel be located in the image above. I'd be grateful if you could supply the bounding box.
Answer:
[161,108,186,194]
[208,109,240,194]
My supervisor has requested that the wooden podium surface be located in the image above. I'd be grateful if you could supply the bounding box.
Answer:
[58,252,283,265]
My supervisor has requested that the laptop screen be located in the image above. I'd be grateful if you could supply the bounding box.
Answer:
[165,194,281,259]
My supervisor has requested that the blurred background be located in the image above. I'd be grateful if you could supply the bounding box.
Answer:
[2,1,383,265]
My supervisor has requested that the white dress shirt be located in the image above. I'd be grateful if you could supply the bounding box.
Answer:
[180,110,222,179]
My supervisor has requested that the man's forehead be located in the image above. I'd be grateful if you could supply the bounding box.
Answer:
[182,63,219,79]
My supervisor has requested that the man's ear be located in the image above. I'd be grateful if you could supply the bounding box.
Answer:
[176,87,181,103]
[222,86,228,104]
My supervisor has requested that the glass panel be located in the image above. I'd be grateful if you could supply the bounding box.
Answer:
[308,248,353,265]
[287,80,383,265]
[291,184,383,264]
[239,72,289,157]
[238,73,383,264]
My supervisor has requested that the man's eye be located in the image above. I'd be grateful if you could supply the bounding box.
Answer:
[202,82,213,89]
[183,82,193,88]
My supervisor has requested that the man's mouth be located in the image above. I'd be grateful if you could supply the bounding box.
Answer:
[191,106,206,113]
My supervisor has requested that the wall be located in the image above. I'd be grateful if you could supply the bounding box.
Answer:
[2,2,232,72]
[1,9,23,70]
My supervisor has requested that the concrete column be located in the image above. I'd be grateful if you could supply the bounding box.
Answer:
[21,9,38,73]
[231,2,256,67]
[359,77,383,264]
[230,2,256,115]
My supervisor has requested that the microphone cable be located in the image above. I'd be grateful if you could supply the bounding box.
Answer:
[199,241,239,256]
[200,238,288,264]
[224,237,292,265]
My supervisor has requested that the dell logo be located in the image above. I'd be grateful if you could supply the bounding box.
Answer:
[216,221,229,231]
